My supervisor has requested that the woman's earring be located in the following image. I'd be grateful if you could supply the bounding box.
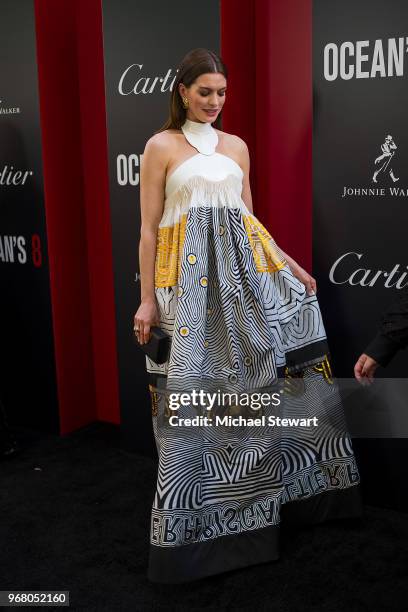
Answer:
[182,96,189,109]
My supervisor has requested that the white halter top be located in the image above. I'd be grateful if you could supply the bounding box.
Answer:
[164,118,244,201]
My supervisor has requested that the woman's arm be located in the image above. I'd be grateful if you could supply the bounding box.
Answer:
[236,136,316,296]
[134,135,167,344]
[238,138,254,214]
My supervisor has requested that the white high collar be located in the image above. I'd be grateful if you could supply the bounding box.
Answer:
[181,117,218,155]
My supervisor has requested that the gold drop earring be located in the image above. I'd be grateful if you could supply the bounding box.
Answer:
[182,96,189,109]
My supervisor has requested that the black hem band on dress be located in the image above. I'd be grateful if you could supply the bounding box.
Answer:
[147,484,363,584]
[279,482,363,527]
[148,523,280,585]
[285,339,329,371]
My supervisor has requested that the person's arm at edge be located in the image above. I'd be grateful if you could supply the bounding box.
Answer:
[364,284,408,367]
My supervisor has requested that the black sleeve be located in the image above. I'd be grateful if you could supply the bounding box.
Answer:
[364,285,408,367]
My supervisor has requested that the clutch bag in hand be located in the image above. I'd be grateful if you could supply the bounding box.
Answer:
[133,325,170,364]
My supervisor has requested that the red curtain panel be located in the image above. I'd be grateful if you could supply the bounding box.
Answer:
[221,0,312,271]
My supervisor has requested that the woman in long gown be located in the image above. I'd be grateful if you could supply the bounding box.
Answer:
[134,48,362,584]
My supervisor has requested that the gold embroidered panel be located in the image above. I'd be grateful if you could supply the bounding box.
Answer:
[243,215,286,273]
[155,214,187,287]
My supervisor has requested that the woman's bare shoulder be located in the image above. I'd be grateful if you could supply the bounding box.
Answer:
[144,129,182,161]
[145,129,180,148]
[215,129,248,153]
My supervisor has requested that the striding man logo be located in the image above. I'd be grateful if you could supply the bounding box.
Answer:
[372,134,400,184]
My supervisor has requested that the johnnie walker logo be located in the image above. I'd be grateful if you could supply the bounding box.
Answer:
[0,96,21,116]
[341,133,408,198]
[372,135,399,183]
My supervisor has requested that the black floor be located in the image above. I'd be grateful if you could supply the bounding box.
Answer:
[1,422,407,611]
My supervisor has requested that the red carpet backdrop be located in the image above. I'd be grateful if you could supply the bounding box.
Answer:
[0,0,58,432]
[0,0,405,510]
[313,0,408,511]
[313,0,408,378]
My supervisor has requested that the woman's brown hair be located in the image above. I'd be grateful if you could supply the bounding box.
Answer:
[155,48,228,134]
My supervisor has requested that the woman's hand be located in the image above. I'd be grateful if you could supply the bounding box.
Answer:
[354,353,379,385]
[134,298,160,345]
[279,249,317,296]
[290,262,317,296]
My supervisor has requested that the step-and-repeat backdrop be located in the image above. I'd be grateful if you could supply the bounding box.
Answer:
[313,0,408,509]
[0,0,58,432]
[102,0,220,454]
[313,0,408,378]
